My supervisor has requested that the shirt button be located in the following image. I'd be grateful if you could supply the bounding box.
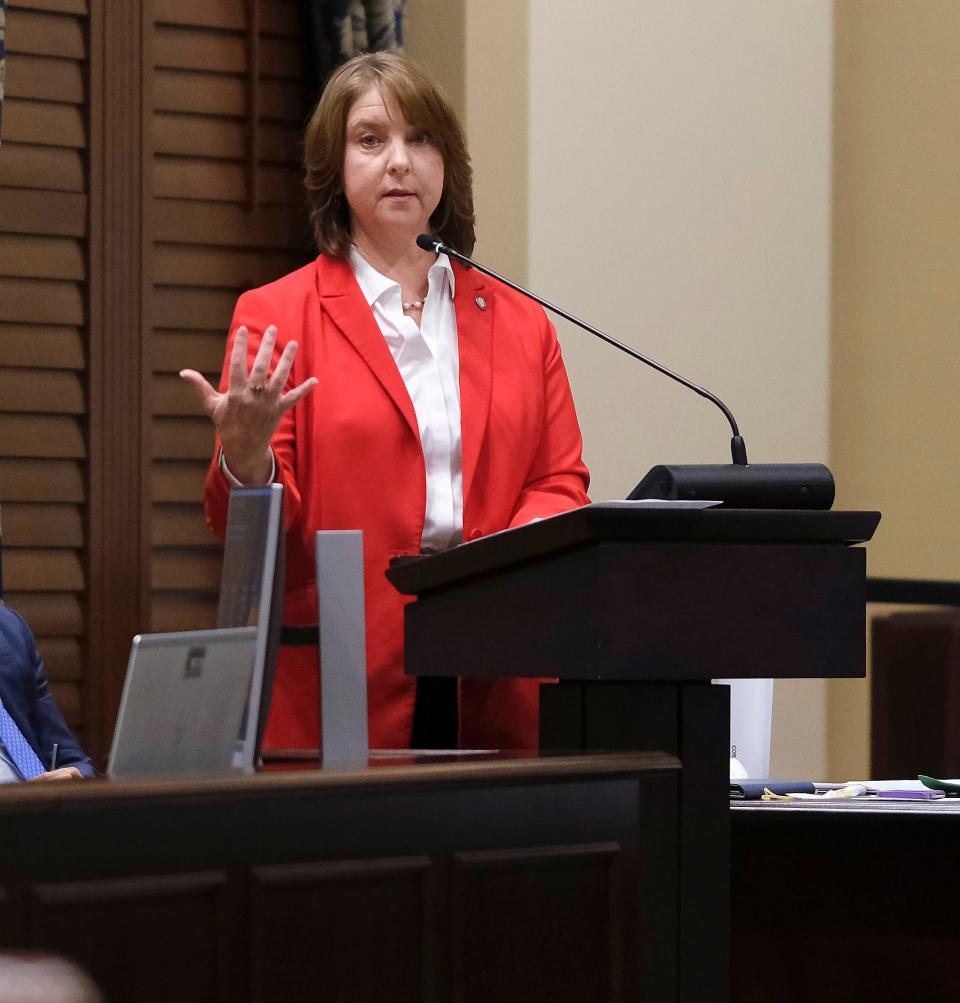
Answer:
[468,528,483,541]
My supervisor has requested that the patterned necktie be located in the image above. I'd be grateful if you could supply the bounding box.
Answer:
[0,697,45,779]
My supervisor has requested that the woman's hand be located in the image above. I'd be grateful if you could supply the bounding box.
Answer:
[180,324,318,484]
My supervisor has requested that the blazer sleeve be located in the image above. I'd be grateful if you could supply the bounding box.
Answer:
[203,287,305,539]
[508,315,591,527]
[3,609,96,777]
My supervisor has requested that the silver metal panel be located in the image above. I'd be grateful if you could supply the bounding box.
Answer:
[316,531,369,767]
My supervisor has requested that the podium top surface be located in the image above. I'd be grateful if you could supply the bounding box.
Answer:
[387,504,881,596]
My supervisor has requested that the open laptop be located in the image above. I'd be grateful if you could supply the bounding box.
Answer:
[107,627,257,779]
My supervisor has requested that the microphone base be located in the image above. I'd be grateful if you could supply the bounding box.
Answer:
[628,463,835,510]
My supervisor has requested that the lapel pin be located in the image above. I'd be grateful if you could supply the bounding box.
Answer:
[475,296,486,310]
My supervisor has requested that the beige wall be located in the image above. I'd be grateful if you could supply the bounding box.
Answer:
[412,1,960,781]
[524,1,834,778]
[827,2,960,780]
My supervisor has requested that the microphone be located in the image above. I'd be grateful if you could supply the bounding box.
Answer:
[417,233,834,510]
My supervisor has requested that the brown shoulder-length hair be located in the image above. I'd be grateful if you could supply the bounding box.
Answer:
[304,51,475,259]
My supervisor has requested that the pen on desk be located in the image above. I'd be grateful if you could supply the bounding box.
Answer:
[50,743,59,771]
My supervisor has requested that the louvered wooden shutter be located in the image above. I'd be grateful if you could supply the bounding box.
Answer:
[0,0,89,738]
[149,0,311,634]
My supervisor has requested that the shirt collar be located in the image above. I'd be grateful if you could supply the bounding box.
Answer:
[349,247,456,307]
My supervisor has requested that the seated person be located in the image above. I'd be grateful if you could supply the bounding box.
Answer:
[0,605,94,781]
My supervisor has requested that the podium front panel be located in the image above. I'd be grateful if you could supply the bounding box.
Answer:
[403,539,866,683]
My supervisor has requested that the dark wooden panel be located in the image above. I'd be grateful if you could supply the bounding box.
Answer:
[152,505,217,547]
[33,637,83,682]
[1,503,84,547]
[250,858,434,1003]
[452,842,625,1003]
[153,370,215,414]
[152,461,208,503]
[0,234,85,280]
[0,371,85,413]
[0,277,85,325]
[4,592,84,636]
[872,612,960,778]
[153,417,216,459]
[10,0,88,14]
[0,144,85,193]
[29,872,237,1003]
[155,244,304,291]
[153,157,302,205]
[154,114,300,163]
[153,199,309,250]
[151,550,223,591]
[0,189,87,237]
[153,287,237,332]
[2,99,86,148]
[155,330,228,373]
[3,52,85,103]
[4,549,85,592]
[0,459,84,502]
[4,9,85,60]
[154,0,298,35]
[0,416,84,458]
[0,324,85,369]
[0,885,18,949]
[154,70,303,122]
[150,594,219,632]
[732,805,960,1003]
[154,27,302,77]
[47,680,81,725]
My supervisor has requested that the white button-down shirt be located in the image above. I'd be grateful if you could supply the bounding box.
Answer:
[349,248,463,552]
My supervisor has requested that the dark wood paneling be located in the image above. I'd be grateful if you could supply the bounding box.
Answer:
[0,234,86,279]
[29,872,236,1003]
[0,189,87,237]
[0,755,678,1003]
[0,324,85,369]
[0,372,85,414]
[4,8,86,59]
[0,416,84,456]
[0,145,86,192]
[3,52,86,103]
[153,199,309,249]
[0,277,85,325]
[2,98,86,148]
[0,459,85,502]
[5,549,85,591]
[154,70,302,122]
[151,505,217,546]
[2,504,84,547]
[3,592,84,636]
[452,843,625,1003]
[85,0,151,761]
[250,858,434,1003]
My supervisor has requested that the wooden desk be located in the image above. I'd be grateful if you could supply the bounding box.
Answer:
[732,799,960,1003]
[0,753,679,1003]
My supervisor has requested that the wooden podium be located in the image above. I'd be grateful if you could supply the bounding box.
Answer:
[388,503,880,1003]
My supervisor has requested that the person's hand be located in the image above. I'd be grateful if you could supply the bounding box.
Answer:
[29,767,83,781]
[180,324,317,484]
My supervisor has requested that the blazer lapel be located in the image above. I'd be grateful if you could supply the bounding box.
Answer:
[314,256,420,442]
[455,264,493,507]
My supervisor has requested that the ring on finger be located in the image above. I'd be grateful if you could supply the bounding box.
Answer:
[250,383,267,393]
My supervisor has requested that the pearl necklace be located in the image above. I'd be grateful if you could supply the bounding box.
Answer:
[402,298,425,311]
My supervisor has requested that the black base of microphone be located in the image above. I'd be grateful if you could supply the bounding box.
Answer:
[628,463,835,510]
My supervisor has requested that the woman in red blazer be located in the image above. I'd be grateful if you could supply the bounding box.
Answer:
[182,52,589,752]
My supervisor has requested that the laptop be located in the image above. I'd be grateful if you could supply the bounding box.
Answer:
[107,627,257,779]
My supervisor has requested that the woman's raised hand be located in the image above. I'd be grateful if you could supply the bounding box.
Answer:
[180,324,318,484]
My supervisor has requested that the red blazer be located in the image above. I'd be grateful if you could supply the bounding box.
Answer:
[204,254,590,751]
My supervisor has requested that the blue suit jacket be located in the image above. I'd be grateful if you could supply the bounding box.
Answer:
[0,605,95,777]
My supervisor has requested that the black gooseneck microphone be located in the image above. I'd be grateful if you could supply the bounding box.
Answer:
[417,233,835,509]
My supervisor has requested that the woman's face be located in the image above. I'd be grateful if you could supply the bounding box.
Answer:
[342,85,444,250]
